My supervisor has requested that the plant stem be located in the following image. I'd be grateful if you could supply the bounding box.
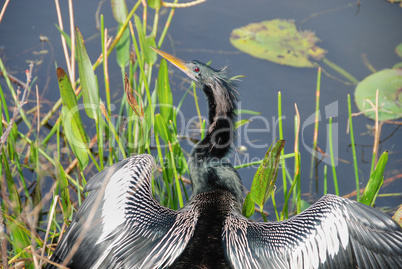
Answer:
[322,57,359,85]
[309,67,321,181]
[347,94,360,199]
[329,117,339,196]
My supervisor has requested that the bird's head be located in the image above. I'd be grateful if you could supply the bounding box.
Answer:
[151,47,212,85]
[151,47,238,120]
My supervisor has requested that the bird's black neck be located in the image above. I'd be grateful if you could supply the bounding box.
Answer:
[193,78,237,159]
[188,76,243,204]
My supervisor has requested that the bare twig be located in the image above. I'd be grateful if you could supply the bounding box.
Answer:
[0,0,10,24]
[39,196,59,268]
[31,250,69,269]
[95,0,107,29]
[0,63,33,152]
[55,0,72,81]
[0,71,27,88]
[68,0,75,88]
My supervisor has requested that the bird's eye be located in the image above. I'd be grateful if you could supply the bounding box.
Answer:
[193,67,200,73]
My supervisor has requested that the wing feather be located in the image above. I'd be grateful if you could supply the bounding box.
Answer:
[223,194,402,269]
[46,154,198,269]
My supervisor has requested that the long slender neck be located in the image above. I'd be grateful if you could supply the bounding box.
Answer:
[188,78,243,205]
[192,79,237,159]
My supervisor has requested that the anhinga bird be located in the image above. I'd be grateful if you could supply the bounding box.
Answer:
[46,48,402,269]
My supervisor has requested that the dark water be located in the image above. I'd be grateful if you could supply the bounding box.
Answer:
[1,0,401,217]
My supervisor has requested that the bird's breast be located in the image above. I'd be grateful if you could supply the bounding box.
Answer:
[170,189,236,269]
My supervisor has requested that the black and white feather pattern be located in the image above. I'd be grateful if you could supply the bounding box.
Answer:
[223,194,402,269]
[46,154,402,269]
[46,154,199,269]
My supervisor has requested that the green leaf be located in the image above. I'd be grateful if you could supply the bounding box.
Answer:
[134,15,157,65]
[354,69,402,121]
[116,23,131,68]
[75,27,100,120]
[155,113,172,143]
[62,106,89,170]
[230,19,326,68]
[4,215,33,268]
[57,67,88,149]
[234,119,250,129]
[157,59,173,121]
[57,67,78,110]
[111,0,128,24]
[145,36,157,64]
[164,152,174,184]
[148,0,162,9]
[55,158,72,220]
[235,109,261,115]
[359,152,388,206]
[55,24,72,49]
[172,143,187,175]
[393,62,402,69]
[250,140,285,208]
[242,192,255,218]
[392,204,402,227]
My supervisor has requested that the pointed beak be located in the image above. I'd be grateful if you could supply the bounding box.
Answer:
[151,47,196,81]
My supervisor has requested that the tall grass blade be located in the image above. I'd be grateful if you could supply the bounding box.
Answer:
[347,94,360,199]
[328,117,339,196]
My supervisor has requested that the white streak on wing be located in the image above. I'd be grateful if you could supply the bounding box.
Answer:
[325,213,338,258]
[96,165,131,244]
[316,227,327,264]
[289,202,351,269]
[302,241,310,269]
[290,247,302,269]
[337,208,350,249]
[91,233,126,268]
[309,237,319,269]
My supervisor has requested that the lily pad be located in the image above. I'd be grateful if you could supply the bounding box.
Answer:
[230,19,327,68]
[354,69,402,121]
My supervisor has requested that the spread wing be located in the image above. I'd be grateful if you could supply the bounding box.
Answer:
[46,154,198,269]
[223,194,402,269]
